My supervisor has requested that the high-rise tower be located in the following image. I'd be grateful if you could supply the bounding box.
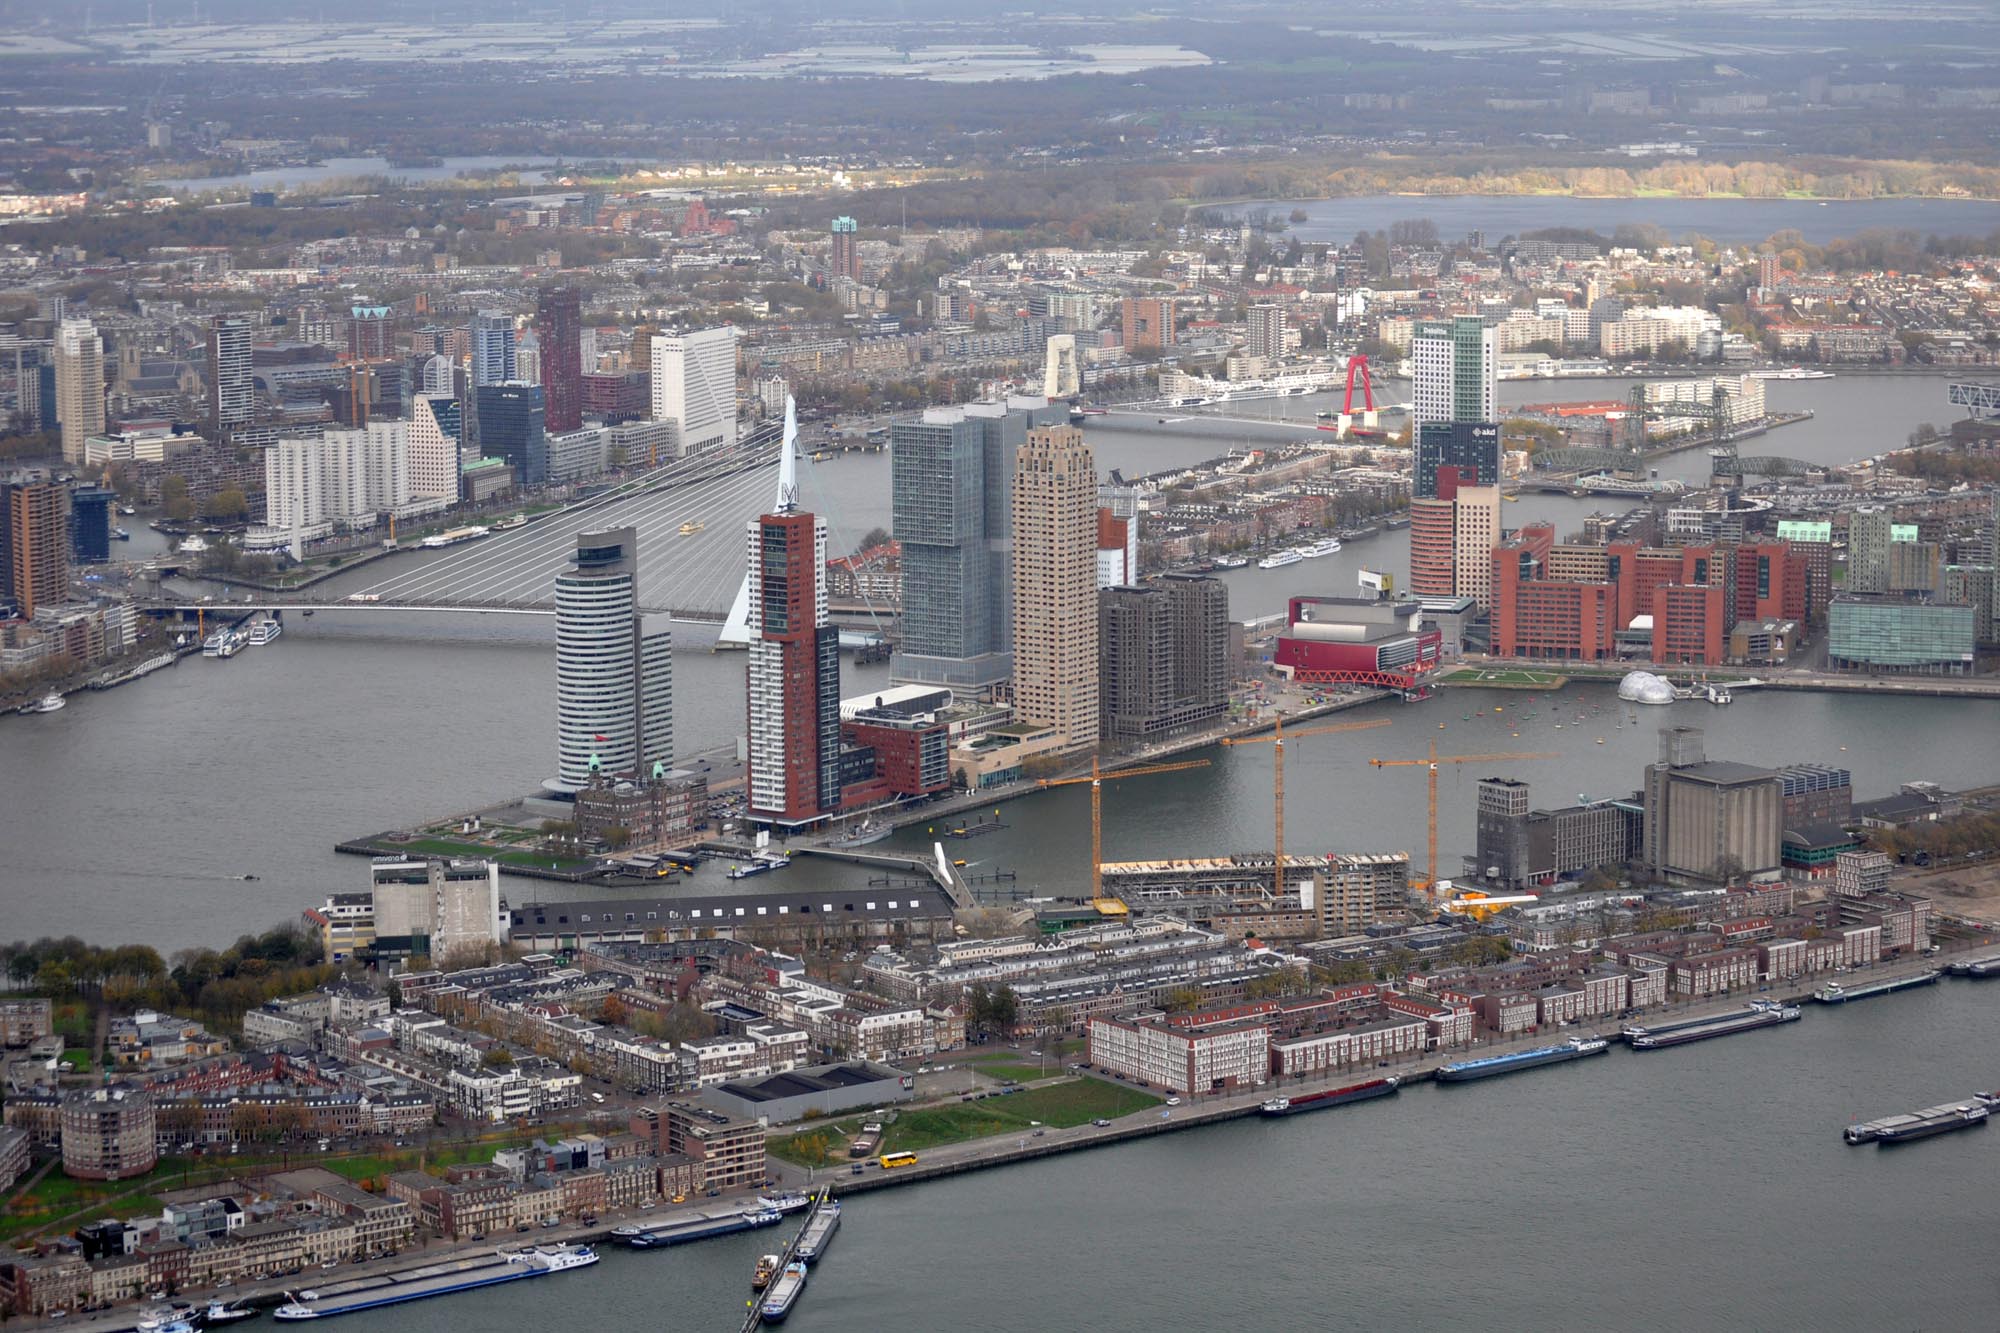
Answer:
[54,319,104,465]
[890,396,1067,691]
[469,310,517,387]
[536,286,583,435]
[744,426,839,825]
[1411,316,1497,428]
[207,314,254,435]
[829,216,861,283]
[1010,423,1099,752]
[554,527,672,787]
[650,325,737,457]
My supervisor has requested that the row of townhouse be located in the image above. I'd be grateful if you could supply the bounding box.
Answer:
[3,1191,415,1315]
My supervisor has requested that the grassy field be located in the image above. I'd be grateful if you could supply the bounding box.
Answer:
[60,1048,92,1072]
[962,1061,1051,1083]
[768,1079,1160,1165]
[1439,667,1569,689]
[53,1002,90,1039]
[394,837,594,871]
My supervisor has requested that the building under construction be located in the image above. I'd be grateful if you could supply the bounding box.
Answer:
[1099,852,1412,940]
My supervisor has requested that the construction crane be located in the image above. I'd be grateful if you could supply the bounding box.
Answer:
[1038,755,1211,909]
[1368,739,1557,898]
[1220,715,1391,901]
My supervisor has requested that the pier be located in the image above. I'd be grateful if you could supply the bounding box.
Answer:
[740,1188,831,1332]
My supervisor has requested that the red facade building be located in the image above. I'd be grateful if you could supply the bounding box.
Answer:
[536,286,583,435]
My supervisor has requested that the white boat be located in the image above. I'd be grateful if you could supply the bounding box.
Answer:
[202,629,247,659]
[202,1300,258,1325]
[1750,367,1834,380]
[178,535,209,554]
[23,692,64,714]
[1299,537,1342,558]
[418,526,491,550]
[248,619,282,646]
[1703,682,1732,705]
[1257,549,1304,570]
[1213,555,1249,570]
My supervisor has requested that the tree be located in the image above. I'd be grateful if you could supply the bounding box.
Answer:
[205,487,249,522]
[481,1047,514,1068]
[160,475,193,522]
[855,527,891,553]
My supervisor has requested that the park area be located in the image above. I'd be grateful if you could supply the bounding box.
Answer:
[1438,665,1570,690]
[770,1078,1160,1166]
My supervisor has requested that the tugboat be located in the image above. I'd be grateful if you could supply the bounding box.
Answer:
[202,1299,258,1325]
[752,1254,781,1290]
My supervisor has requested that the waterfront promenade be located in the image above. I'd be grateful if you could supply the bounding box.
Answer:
[1439,657,2000,701]
[796,947,1991,1198]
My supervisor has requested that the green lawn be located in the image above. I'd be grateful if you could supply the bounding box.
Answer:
[60,1048,91,1072]
[772,1079,1161,1165]
[1440,667,1569,689]
[52,1002,90,1038]
[963,1061,1050,1084]
[393,837,594,871]
[879,1081,1160,1153]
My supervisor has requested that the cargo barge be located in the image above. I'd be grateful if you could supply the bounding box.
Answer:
[759,1261,809,1323]
[271,1244,596,1321]
[1845,1097,1993,1145]
[1259,1077,1399,1116]
[618,1207,780,1249]
[794,1201,841,1264]
[1946,954,2000,979]
[1622,1000,1801,1049]
[1437,1036,1608,1083]
[1813,970,1941,1004]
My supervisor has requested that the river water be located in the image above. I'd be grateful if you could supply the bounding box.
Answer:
[3,371,1996,949]
[326,982,2000,1332]
[1264,194,2000,245]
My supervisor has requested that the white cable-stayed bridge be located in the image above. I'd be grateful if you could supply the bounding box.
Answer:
[149,413,881,632]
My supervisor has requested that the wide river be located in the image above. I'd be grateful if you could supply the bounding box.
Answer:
[2,372,1995,950]
[3,372,1998,1327]
[340,983,2000,1332]
[1265,194,2000,246]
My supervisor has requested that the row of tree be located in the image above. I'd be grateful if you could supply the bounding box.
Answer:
[1,925,342,1030]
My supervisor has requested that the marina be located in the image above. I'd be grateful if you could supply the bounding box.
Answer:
[1622,1000,1802,1049]
[1814,970,1943,1004]
[1436,1036,1610,1083]
[270,1244,597,1321]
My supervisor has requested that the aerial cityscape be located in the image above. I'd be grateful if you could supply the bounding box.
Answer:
[4,0,2000,1327]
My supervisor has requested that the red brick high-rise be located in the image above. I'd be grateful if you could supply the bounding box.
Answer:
[3,475,70,617]
[536,286,584,435]
[745,508,840,826]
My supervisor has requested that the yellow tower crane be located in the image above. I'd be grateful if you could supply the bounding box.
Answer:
[1368,739,1557,898]
[1219,715,1391,900]
[1037,755,1211,910]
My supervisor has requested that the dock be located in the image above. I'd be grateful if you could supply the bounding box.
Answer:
[740,1188,831,1332]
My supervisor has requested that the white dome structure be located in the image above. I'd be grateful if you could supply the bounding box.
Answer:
[1617,670,1676,705]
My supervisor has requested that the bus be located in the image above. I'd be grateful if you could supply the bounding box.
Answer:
[877,1151,919,1169]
